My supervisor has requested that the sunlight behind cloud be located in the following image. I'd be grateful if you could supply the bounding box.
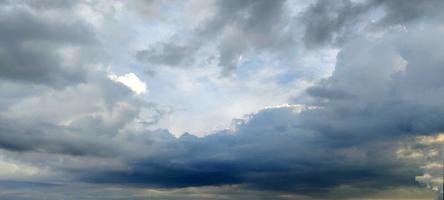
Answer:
[109,72,147,95]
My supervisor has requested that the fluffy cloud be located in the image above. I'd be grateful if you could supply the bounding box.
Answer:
[109,73,148,95]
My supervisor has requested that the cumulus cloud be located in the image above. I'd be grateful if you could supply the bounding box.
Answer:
[302,24,444,141]
[406,134,444,199]
[109,73,148,95]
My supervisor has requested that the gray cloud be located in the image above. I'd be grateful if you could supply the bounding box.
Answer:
[0,118,115,156]
[371,0,444,26]
[0,0,150,157]
[84,21,444,197]
[0,1,104,87]
[81,106,419,197]
[0,0,443,199]
[302,25,444,141]
[136,0,294,74]
[302,0,368,48]
[0,78,139,156]
[136,43,194,67]
[301,0,444,48]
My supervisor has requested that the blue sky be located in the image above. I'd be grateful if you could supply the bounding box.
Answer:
[0,0,443,199]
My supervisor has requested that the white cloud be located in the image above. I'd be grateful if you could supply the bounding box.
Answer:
[109,73,147,95]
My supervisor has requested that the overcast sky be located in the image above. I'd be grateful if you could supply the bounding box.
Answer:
[0,0,443,199]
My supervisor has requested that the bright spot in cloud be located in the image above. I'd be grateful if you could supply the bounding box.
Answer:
[0,154,46,178]
[109,73,147,95]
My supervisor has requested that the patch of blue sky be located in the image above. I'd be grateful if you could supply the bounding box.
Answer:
[277,71,298,85]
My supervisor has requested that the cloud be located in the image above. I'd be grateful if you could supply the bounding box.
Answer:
[404,134,444,199]
[301,0,368,48]
[77,105,417,197]
[135,0,444,74]
[301,0,444,48]
[0,81,146,157]
[109,73,148,95]
[371,0,444,26]
[135,0,295,74]
[0,0,154,158]
[0,1,106,87]
[301,25,444,142]
[0,0,443,199]
[79,19,444,198]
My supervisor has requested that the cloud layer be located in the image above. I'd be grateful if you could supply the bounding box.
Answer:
[0,0,443,199]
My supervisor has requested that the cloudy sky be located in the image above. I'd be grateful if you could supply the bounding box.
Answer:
[0,0,443,199]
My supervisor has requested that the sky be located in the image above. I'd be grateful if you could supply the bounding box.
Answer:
[0,0,443,199]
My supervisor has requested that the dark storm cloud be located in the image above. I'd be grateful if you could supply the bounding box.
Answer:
[0,1,102,87]
[84,106,419,196]
[136,0,293,74]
